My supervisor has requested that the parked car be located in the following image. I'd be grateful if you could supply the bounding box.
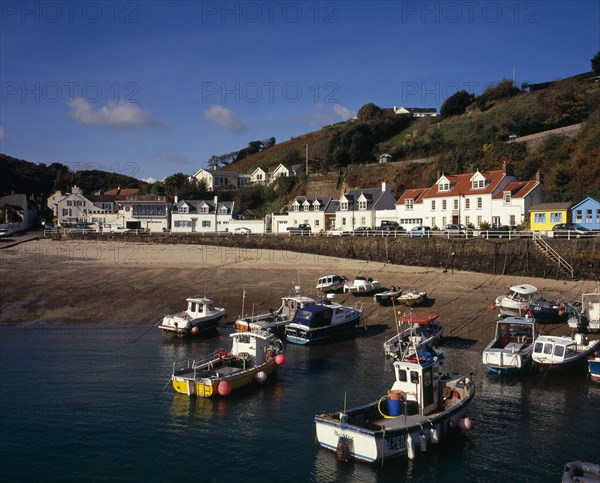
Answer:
[444,224,474,238]
[374,225,407,236]
[0,224,13,237]
[480,225,516,239]
[353,227,372,236]
[552,223,592,238]
[326,228,346,236]
[232,227,252,235]
[287,223,311,235]
[409,226,432,238]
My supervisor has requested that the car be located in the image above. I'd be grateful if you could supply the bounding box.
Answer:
[409,226,432,238]
[232,227,252,235]
[373,225,407,236]
[287,223,311,235]
[479,225,515,239]
[552,223,592,238]
[352,227,372,236]
[509,134,518,141]
[0,224,13,237]
[326,228,346,236]
[444,224,474,238]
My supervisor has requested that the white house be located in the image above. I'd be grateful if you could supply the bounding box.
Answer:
[283,196,336,233]
[249,167,269,184]
[171,198,235,233]
[393,106,438,117]
[270,163,305,182]
[54,186,107,226]
[192,168,248,191]
[335,181,397,230]
[117,195,171,233]
[395,164,541,229]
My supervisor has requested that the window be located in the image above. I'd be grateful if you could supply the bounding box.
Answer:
[465,198,470,210]
[398,369,407,382]
[431,200,436,211]
[342,217,347,226]
[472,179,485,189]
[477,216,482,226]
[492,216,500,226]
[439,183,450,192]
[431,217,436,228]
[340,201,348,211]
[465,216,470,225]
[597,209,600,223]
[315,220,320,227]
[510,215,516,226]
[218,206,228,215]
[575,209,582,222]
[442,200,447,210]
[360,217,366,225]
[358,200,367,210]
[405,199,414,210]
[179,206,188,214]
[477,197,482,209]
[202,220,211,228]
[504,192,511,203]
[303,203,310,211]
[550,212,562,223]
[410,371,419,383]
[200,207,209,214]
[453,199,458,210]
[586,209,592,223]
[293,204,299,212]
[442,217,447,226]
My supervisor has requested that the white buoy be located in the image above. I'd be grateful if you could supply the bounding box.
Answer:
[430,426,440,444]
[458,417,472,431]
[406,433,415,460]
[255,371,267,383]
[419,433,427,452]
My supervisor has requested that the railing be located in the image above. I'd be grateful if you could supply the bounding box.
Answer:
[532,232,574,278]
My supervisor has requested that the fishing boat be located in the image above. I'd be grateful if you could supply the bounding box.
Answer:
[343,276,381,295]
[374,286,402,306]
[314,348,475,464]
[528,298,576,324]
[316,274,347,293]
[494,284,538,317]
[588,350,600,382]
[159,297,227,337]
[383,312,443,358]
[397,289,428,306]
[234,289,316,336]
[532,333,600,372]
[171,330,285,397]
[285,294,363,345]
[482,317,538,375]
[568,291,600,333]
[562,461,600,483]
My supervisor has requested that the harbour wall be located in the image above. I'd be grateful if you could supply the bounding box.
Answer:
[66,233,600,281]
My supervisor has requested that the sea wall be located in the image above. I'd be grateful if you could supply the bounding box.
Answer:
[68,233,600,281]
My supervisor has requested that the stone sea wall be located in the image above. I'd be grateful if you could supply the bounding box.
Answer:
[73,233,600,281]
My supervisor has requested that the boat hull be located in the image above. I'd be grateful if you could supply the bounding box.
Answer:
[160,311,226,337]
[482,347,533,375]
[589,359,600,382]
[286,315,361,345]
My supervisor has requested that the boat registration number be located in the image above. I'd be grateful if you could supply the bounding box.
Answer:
[386,434,406,451]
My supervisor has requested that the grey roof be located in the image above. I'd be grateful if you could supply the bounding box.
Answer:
[340,187,396,211]
[529,202,573,211]
[174,199,235,213]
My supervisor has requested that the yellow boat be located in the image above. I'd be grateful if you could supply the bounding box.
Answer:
[171,330,285,397]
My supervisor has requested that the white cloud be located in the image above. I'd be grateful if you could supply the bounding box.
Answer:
[0,127,4,142]
[203,105,248,132]
[333,104,355,120]
[142,177,159,184]
[68,98,165,129]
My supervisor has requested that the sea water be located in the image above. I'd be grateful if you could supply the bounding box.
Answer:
[1,322,599,482]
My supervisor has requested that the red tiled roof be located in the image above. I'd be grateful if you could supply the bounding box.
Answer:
[104,188,142,196]
[426,170,506,198]
[492,181,539,199]
[396,188,429,204]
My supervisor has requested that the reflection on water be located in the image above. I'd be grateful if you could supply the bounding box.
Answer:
[1,323,599,482]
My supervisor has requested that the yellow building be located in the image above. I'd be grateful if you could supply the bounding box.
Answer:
[529,202,573,231]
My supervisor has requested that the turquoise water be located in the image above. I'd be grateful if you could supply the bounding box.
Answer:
[1,323,599,482]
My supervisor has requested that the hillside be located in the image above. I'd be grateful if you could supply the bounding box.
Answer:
[228,74,600,202]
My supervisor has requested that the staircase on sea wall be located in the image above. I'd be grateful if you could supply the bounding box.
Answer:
[532,232,575,278]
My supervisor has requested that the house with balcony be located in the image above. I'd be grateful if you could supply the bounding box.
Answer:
[396,163,539,230]
[192,168,248,191]
[335,181,397,230]
[529,202,573,232]
[171,198,235,233]
[117,194,171,232]
[571,197,600,230]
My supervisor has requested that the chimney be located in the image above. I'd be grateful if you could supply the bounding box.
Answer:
[503,162,515,177]
[174,194,178,204]
[535,170,541,182]
[381,181,389,193]
[437,171,441,179]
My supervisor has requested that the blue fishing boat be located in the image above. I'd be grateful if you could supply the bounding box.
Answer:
[285,296,362,345]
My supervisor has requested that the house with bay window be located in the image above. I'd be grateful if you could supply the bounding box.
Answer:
[171,198,235,233]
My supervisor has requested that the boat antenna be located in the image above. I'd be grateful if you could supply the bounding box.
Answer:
[241,286,246,318]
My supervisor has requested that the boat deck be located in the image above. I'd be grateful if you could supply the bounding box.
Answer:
[372,410,444,430]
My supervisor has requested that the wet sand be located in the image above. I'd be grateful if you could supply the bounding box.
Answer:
[1,239,598,350]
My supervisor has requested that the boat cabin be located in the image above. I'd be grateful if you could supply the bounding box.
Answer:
[292,305,335,328]
[316,275,346,290]
[229,330,274,366]
[505,284,538,303]
[186,297,215,318]
[278,295,315,318]
[493,318,536,348]
[533,335,582,363]
[389,354,443,415]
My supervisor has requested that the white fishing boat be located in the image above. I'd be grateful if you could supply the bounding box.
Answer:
[562,461,600,483]
[314,348,475,464]
[343,276,381,295]
[589,350,600,383]
[234,288,316,336]
[171,330,285,397]
[159,297,227,337]
[397,289,427,306]
[482,317,538,375]
[316,274,347,293]
[285,294,363,345]
[494,284,538,317]
[374,286,402,306]
[532,333,600,372]
[383,313,443,358]
[568,291,600,333]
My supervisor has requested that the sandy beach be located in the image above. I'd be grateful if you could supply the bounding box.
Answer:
[1,239,598,350]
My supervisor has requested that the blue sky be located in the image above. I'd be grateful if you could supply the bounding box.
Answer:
[1,0,598,182]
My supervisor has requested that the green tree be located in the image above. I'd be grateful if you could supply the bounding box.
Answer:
[591,51,600,74]
[440,90,474,118]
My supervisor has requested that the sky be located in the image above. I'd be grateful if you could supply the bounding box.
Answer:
[1,0,599,182]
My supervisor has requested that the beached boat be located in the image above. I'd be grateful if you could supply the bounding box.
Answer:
[374,286,402,306]
[159,297,227,337]
[562,461,600,483]
[588,350,600,382]
[528,298,576,324]
[285,295,363,345]
[314,349,475,464]
[171,330,285,397]
[234,291,316,336]
[482,317,538,375]
[532,333,600,372]
[568,291,600,333]
[343,276,381,295]
[494,284,538,317]
[383,313,443,358]
[316,274,347,293]
[397,289,428,306]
